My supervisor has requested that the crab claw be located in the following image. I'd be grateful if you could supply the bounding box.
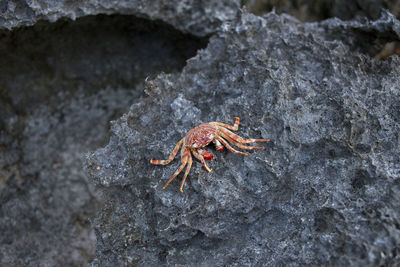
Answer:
[199,149,214,160]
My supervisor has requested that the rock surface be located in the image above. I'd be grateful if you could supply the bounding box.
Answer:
[0,0,240,36]
[0,14,206,266]
[86,11,400,266]
[243,0,400,21]
[0,89,133,266]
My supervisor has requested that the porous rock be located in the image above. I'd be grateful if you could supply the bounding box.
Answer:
[0,0,240,36]
[243,0,400,21]
[0,12,207,266]
[86,10,400,266]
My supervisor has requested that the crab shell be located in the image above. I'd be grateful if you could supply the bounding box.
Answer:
[185,123,217,148]
[184,123,220,160]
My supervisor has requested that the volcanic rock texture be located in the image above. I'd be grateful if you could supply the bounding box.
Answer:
[0,11,209,267]
[1,0,400,266]
[86,10,400,266]
[1,0,240,36]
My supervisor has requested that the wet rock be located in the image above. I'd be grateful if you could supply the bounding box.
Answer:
[86,11,400,266]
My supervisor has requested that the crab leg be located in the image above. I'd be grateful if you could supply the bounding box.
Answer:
[219,127,270,144]
[150,138,184,165]
[210,117,240,131]
[221,132,267,150]
[162,151,189,190]
[212,139,224,151]
[216,136,248,156]
[192,150,212,172]
[179,154,193,193]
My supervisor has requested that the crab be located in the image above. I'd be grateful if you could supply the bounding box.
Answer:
[150,117,270,192]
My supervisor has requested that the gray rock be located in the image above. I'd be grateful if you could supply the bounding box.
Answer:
[0,89,134,266]
[0,0,240,36]
[0,13,206,266]
[86,11,400,266]
[0,14,207,114]
[243,0,400,21]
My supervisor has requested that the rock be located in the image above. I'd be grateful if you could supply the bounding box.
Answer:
[0,0,240,36]
[243,0,400,21]
[0,12,207,266]
[86,11,400,266]
[0,15,207,114]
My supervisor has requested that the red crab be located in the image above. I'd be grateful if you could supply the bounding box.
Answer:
[150,117,270,192]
